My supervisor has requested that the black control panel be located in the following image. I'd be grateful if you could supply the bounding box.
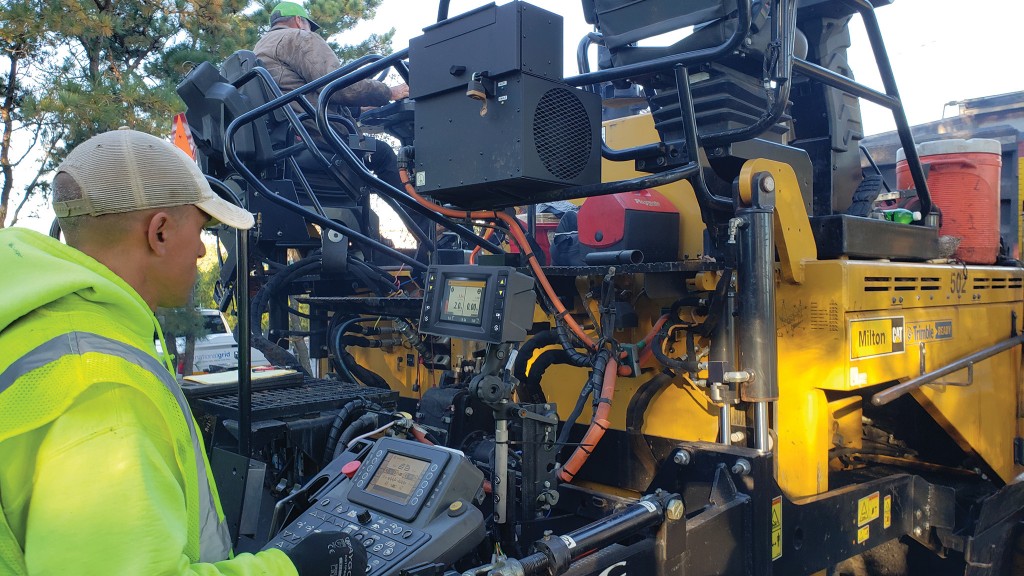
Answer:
[420,265,535,344]
[266,438,485,576]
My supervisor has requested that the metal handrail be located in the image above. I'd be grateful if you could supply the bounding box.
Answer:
[564,0,751,87]
[313,51,505,255]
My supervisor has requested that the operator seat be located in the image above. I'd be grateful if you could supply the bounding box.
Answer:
[176,53,380,248]
[582,0,864,217]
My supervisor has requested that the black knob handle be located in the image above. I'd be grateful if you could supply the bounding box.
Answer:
[356,509,372,524]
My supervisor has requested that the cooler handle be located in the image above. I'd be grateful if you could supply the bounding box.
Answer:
[922,158,976,170]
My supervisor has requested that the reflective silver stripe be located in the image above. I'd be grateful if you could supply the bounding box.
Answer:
[0,332,232,562]
[0,334,82,394]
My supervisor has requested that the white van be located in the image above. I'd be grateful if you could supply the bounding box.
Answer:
[159,309,271,375]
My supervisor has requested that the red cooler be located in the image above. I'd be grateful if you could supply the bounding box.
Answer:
[896,138,1002,264]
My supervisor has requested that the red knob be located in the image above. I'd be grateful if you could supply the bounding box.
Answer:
[341,460,361,479]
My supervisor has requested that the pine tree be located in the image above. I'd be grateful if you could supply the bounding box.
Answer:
[0,0,393,227]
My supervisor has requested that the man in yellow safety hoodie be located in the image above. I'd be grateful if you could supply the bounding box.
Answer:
[0,129,364,576]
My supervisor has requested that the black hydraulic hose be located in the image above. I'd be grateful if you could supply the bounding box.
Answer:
[394,146,504,254]
[533,290,591,368]
[556,350,611,453]
[520,349,572,405]
[346,352,390,389]
[700,0,796,147]
[527,161,700,204]
[673,65,733,212]
[334,412,380,459]
[322,399,378,466]
[859,145,893,194]
[651,324,700,373]
[330,317,378,384]
[373,192,434,250]
[553,320,592,368]
[248,257,323,374]
[513,330,560,385]
[317,62,502,256]
[625,371,675,482]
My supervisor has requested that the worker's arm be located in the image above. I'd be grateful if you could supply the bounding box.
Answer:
[292,30,392,108]
[22,382,298,576]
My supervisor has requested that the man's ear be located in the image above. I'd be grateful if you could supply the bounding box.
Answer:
[146,211,175,256]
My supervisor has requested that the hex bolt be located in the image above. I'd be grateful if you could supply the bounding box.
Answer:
[665,499,684,521]
[731,458,752,476]
[673,450,691,466]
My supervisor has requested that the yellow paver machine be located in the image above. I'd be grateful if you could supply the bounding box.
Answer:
[177,1,1024,574]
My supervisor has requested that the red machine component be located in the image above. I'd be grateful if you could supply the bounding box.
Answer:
[578,189,680,263]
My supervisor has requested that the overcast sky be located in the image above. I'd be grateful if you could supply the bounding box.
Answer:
[12,0,1021,232]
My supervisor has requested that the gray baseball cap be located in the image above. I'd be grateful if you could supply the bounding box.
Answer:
[53,128,254,230]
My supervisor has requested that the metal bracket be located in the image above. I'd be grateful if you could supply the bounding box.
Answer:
[919,343,973,387]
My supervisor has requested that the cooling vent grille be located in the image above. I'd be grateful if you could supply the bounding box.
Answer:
[862,275,1022,292]
[532,88,591,180]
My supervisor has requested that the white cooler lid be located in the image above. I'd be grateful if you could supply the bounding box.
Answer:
[897,137,1002,162]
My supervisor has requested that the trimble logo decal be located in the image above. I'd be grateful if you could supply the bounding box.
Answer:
[850,317,905,359]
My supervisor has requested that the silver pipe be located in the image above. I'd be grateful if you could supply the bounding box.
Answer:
[719,405,732,446]
[754,402,770,453]
[494,419,509,524]
[712,279,737,445]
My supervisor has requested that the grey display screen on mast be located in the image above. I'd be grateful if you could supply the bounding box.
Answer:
[420,265,536,344]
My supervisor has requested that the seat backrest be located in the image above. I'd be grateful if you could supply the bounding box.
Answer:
[221,50,290,126]
[176,58,275,171]
[582,0,729,50]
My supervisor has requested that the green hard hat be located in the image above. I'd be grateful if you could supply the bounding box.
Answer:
[269,2,320,31]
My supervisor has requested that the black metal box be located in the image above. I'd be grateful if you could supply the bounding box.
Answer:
[409,1,601,209]
[409,2,563,99]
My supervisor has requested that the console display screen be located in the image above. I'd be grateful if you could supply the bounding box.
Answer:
[439,278,486,326]
[364,453,430,505]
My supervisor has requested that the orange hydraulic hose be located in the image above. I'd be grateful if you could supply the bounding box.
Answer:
[411,425,434,446]
[468,227,495,264]
[557,357,617,483]
[399,168,596,350]
[637,315,669,366]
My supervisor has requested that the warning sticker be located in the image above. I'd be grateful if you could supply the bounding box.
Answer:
[857,492,880,526]
[560,535,577,550]
[857,525,870,544]
[850,317,905,359]
[771,496,783,560]
[883,495,892,529]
